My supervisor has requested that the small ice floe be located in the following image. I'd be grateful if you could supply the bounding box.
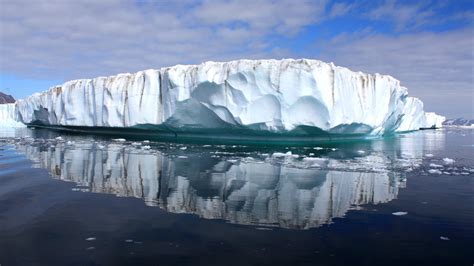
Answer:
[86,247,95,250]
[440,236,450,241]
[125,239,133,243]
[303,157,323,162]
[97,144,105,149]
[331,148,337,151]
[113,138,126,142]
[309,153,315,156]
[357,150,365,154]
[227,159,238,163]
[442,158,455,164]
[131,142,141,146]
[66,141,75,145]
[55,136,64,141]
[142,145,151,150]
[428,169,442,174]
[313,147,324,150]
[85,237,96,241]
[429,163,443,168]
[180,146,187,150]
[392,212,408,216]
[142,140,150,143]
[425,153,434,158]
[272,152,287,158]
[177,156,188,159]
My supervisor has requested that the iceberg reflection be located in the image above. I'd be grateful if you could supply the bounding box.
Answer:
[9,134,445,230]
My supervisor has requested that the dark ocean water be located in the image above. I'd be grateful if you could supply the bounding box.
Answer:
[0,127,473,266]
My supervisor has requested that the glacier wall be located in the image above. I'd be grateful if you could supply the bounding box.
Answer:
[15,59,444,135]
[0,103,25,128]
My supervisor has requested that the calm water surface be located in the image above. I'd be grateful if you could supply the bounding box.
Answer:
[0,127,473,265]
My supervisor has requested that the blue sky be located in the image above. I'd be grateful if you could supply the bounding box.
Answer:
[0,0,473,118]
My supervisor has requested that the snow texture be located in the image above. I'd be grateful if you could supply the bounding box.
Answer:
[14,59,444,135]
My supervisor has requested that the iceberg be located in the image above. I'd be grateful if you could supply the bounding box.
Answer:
[0,103,25,128]
[14,59,444,139]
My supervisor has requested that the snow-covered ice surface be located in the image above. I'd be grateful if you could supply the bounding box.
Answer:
[15,59,444,139]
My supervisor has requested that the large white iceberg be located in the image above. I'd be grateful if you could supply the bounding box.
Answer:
[15,59,444,138]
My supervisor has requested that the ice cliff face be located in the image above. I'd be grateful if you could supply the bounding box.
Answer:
[16,59,444,135]
[0,103,25,128]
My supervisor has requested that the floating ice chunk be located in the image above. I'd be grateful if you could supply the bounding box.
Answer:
[440,236,450,241]
[429,163,443,168]
[143,140,150,143]
[86,247,95,250]
[85,237,96,241]
[442,158,455,164]
[272,152,286,158]
[425,153,434,157]
[178,156,188,159]
[113,138,126,142]
[357,150,365,154]
[428,169,442,174]
[313,147,324,150]
[142,145,151,150]
[55,136,64,141]
[131,142,141,146]
[180,147,187,150]
[392,212,408,216]
[125,239,133,243]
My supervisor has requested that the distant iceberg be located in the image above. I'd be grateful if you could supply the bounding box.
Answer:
[10,59,444,139]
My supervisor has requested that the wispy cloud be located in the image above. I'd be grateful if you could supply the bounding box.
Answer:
[365,0,473,31]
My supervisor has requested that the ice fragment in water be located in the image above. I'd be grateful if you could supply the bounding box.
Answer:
[392,212,408,216]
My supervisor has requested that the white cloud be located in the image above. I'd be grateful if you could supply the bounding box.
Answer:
[0,0,328,81]
[329,2,354,18]
[194,0,327,35]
